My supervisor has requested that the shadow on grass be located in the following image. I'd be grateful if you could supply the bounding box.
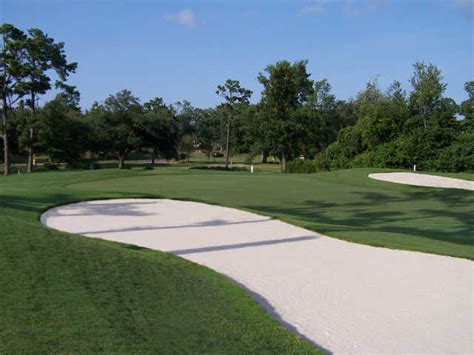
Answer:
[0,191,159,216]
[1,193,77,214]
[244,188,474,249]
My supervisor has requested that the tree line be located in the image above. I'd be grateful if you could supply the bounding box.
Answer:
[1,24,472,176]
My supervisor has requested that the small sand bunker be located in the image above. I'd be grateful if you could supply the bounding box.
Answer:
[41,199,473,354]
[369,172,474,190]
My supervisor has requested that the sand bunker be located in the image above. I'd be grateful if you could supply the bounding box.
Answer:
[369,172,474,190]
[41,199,472,354]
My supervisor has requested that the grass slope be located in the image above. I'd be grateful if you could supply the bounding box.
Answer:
[0,169,317,353]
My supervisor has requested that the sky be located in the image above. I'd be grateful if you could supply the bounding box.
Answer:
[1,0,473,109]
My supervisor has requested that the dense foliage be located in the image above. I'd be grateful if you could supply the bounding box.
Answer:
[1,24,472,174]
[312,68,473,173]
[284,159,317,174]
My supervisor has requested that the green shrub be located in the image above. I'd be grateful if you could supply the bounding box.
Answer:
[316,141,352,170]
[89,162,100,170]
[435,131,474,172]
[67,160,100,170]
[352,140,413,169]
[313,154,330,171]
[43,162,59,171]
[352,151,378,168]
[285,159,317,174]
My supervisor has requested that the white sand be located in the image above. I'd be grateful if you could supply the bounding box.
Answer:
[369,172,474,190]
[41,199,473,354]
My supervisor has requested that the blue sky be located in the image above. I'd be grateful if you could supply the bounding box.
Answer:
[2,0,473,109]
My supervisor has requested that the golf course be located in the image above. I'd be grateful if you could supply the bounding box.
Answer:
[2,3,474,352]
[1,165,473,352]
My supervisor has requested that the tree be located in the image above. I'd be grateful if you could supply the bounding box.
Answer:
[0,24,28,176]
[216,79,252,168]
[34,96,89,164]
[20,28,77,173]
[173,100,195,136]
[137,97,178,165]
[356,80,400,150]
[460,81,473,127]
[313,79,336,112]
[55,82,81,111]
[194,107,222,160]
[409,61,447,129]
[176,134,194,163]
[89,90,142,168]
[237,103,272,163]
[173,100,197,160]
[258,60,313,171]
[310,79,339,151]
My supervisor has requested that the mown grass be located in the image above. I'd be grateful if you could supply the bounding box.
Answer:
[0,169,318,353]
[1,166,473,352]
[69,167,474,259]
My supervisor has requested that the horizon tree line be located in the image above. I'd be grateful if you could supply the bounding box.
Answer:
[1,23,473,175]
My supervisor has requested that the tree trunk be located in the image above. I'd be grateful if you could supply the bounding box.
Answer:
[117,153,125,169]
[280,153,286,172]
[2,130,9,176]
[26,127,34,173]
[224,113,231,169]
[27,92,36,173]
[262,151,268,164]
[2,95,9,176]
[151,149,156,166]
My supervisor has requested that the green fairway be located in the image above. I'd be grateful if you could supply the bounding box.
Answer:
[1,167,473,352]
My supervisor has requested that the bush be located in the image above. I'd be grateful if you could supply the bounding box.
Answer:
[67,160,100,170]
[314,141,352,170]
[352,140,413,169]
[143,164,154,170]
[284,159,317,174]
[43,162,59,171]
[435,131,474,172]
[351,150,379,168]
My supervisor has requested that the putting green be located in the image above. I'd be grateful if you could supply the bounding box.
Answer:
[68,167,474,259]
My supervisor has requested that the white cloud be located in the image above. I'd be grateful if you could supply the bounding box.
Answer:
[163,9,198,29]
[299,0,328,16]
